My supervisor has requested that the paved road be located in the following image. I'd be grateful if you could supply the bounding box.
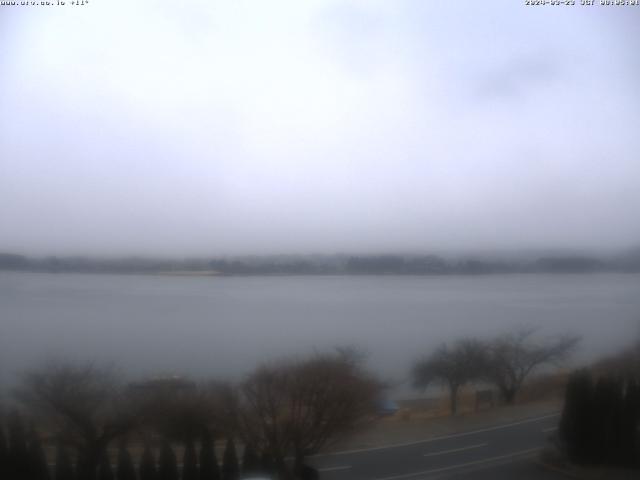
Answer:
[309,413,566,480]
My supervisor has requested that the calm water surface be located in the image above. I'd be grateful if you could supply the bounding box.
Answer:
[1,272,639,394]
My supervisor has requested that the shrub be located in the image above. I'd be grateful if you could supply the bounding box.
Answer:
[183,439,198,480]
[54,442,75,480]
[158,441,178,480]
[221,439,239,480]
[198,430,220,480]
[28,428,50,480]
[560,370,640,467]
[98,450,114,480]
[7,411,30,480]
[116,444,137,480]
[139,444,157,480]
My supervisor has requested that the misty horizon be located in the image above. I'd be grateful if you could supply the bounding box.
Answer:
[2,1,639,257]
[3,244,640,262]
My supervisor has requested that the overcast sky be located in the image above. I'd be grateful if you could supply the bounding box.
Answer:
[1,0,639,256]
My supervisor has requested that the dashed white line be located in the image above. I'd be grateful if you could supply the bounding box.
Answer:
[542,426,557,433]
[423,443,487,457]
[374,447,542,480]
[312,412,559,458]
[318,465,352,472]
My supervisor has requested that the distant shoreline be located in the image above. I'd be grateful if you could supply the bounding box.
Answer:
[2,270,640,279]
[1,250,639,276]
[156,270,223,277]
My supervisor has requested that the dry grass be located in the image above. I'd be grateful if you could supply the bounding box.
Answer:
[390,372,568,423]
[518,371,569,404]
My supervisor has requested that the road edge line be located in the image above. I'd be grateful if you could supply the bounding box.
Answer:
[312,412,559,458]
[373,447,542,480]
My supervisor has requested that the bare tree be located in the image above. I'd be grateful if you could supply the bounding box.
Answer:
[128,376,236,445]
[484,327,580,404]
[237,350,382,479]
[136,380,206,442]
[412,339,486,415]
[15,362,139,480]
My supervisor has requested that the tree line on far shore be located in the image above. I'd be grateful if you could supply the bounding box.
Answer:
[2,251,640,275]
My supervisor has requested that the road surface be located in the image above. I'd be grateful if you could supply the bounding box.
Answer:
[309,413,566,480]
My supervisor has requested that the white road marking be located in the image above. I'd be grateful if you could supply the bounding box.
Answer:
[318,465,352,472]
[423,443,487,457]
[374,447,542,480]
[542,426,557,433]
[312,412,559,458]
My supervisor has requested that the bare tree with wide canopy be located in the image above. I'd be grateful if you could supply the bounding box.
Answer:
[16,362,140,480]
[412,339,487,415]
[484,327,580,403]
[237,349,382,479]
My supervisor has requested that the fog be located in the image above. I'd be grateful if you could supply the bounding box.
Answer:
[1,1,639,257]
[4,6,640,478]
[1,0,640,387]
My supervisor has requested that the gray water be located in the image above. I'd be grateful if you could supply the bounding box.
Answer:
[1,272,639,394]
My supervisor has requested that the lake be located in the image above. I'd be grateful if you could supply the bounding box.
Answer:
[1,272,639,396]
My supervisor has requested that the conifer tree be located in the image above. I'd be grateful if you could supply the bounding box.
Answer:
[259,451,275,478]
[54,442,75,480]
[198,430,219,480]
[116,444,137,480]
[139,444,157,480]
[608,377,625,465]
[158,441,178,480]
[221,439,239,480]
[621,379,640,466]
[182,439,198,480]
[7,411,30,480]
[240,444,260,478]
[0,421,8,479]
[560,371,640,467]
[591,376,624,464]
[559,370,593,464]
[28,427,50,480]
[98,450,114,480]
